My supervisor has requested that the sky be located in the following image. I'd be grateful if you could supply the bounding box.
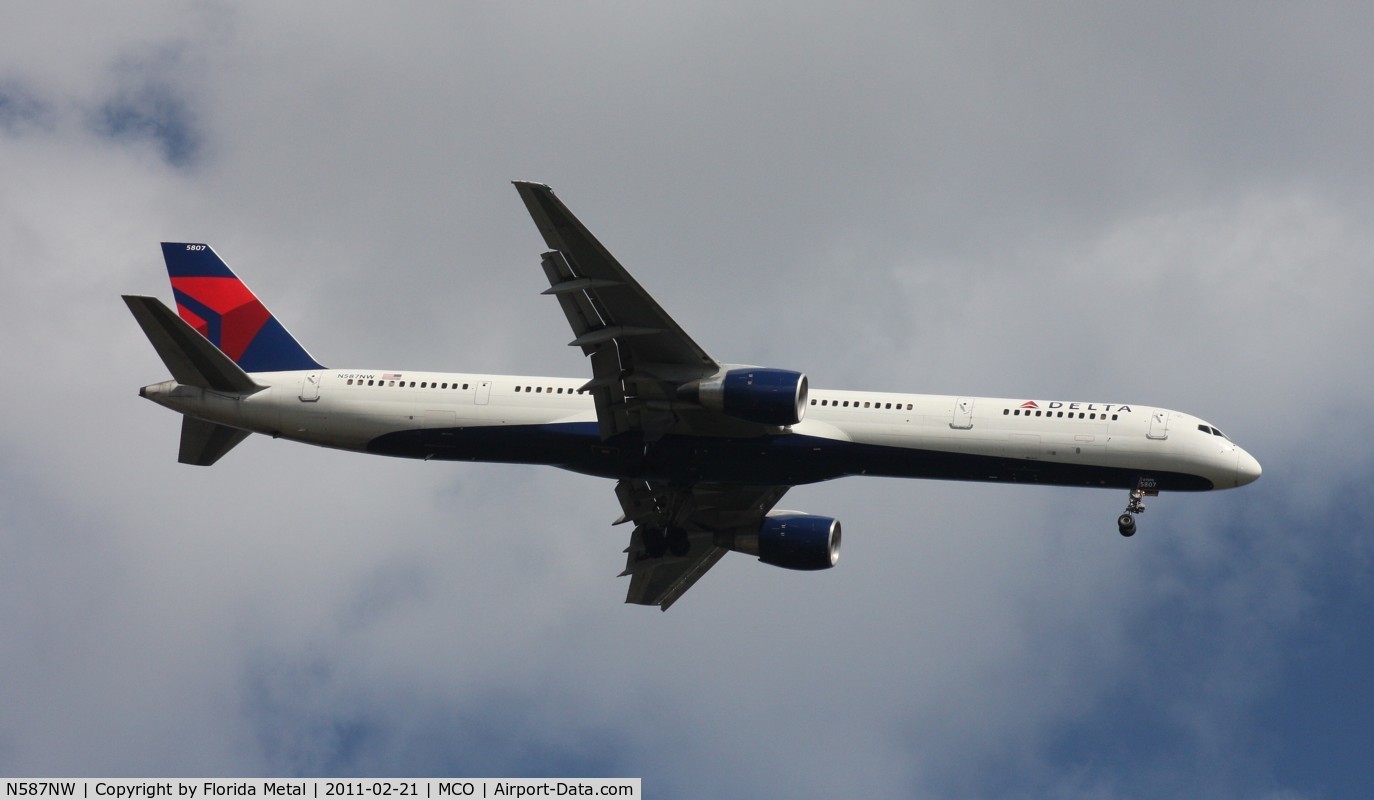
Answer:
[2,2,1373,797]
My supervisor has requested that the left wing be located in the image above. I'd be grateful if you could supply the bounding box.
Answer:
[512,182,797,609]
[514,181,774,441]
[614,480,790,610]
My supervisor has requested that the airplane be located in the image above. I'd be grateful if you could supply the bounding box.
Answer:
[123,182,1262,610]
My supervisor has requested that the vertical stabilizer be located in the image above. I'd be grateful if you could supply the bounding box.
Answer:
[161,243,324,372]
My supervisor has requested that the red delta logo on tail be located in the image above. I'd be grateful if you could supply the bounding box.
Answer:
[160,243,323,373]
[171,276,271,363]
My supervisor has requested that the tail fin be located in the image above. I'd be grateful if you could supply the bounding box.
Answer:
[161,242,324,372]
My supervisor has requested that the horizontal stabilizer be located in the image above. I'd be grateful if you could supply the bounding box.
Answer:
[179,416,251,466]
[123,295,261,393]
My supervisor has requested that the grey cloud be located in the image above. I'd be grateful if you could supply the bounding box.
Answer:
[2,3,1373,798]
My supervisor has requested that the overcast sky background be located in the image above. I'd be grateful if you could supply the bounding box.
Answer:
[3,3,1373,797]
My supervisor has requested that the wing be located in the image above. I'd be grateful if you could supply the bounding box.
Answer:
[614,480,790,610]
[515,181,772,441]
[513,182,795,609]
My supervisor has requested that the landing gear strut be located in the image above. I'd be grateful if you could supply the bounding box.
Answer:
[1117,479,1156,537]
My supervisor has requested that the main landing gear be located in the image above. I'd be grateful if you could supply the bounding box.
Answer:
[1117,478,1157,537]
[638,525,691,558]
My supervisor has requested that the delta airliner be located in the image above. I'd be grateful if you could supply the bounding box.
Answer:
[124,182,1261,609]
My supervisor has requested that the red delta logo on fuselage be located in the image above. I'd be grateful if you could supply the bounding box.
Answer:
[1021,400,1133,413]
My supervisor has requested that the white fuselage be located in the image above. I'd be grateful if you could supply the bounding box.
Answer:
[140,368,1262,492]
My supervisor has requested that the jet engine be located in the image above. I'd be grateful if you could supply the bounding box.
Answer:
[679,368,808,427]
[721,511,841,571]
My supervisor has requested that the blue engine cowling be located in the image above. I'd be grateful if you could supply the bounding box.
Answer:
[685,368,809,426]
[722,512,841,571]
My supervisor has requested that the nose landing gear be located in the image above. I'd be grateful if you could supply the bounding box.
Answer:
[1117,478,1157,537]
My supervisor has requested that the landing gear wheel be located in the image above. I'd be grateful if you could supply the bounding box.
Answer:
[667,527,691,557]
[641,526,668,558]
[1115,481,1154,538]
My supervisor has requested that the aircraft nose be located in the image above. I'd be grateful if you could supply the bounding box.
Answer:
[1235,448,1262,487]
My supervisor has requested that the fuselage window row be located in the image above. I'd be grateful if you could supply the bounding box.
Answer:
[811,398,915,411]
[514,386,588,395]
[344,379,471,390]
[1002,408,1119,421]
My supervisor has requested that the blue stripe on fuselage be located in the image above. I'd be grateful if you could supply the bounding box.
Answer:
[365,422,1215,491]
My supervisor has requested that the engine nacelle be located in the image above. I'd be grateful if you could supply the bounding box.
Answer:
[722,512,841,571]
[680,368,808,426]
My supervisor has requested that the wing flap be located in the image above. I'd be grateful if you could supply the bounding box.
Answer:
[624,536,728,611]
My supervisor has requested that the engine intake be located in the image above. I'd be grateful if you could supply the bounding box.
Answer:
[681,368,808,426]
[722,512,841,571]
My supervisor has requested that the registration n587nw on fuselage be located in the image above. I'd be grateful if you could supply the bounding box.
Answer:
[124,182,1261,609]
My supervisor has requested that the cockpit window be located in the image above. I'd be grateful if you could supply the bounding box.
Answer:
[1197,424,1231,440]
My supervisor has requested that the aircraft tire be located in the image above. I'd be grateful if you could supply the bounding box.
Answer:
[642,526,668,558]
[1117,513,1137,537]
[667,527,691,557]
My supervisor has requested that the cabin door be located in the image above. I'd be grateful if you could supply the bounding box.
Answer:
[1147,410,1170,440]
[299,372,321,402]
[950,397,974,430]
